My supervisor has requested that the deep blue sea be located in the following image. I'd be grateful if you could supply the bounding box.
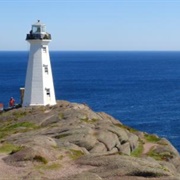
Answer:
[0,51,180,152]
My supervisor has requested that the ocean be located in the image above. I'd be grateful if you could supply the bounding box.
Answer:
[0,51,180,152]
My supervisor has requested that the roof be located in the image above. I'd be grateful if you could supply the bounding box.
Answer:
[32,20,45,26]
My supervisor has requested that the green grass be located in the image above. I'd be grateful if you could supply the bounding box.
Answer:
[147,149,173,161]
[0,143,23,154]
[38,106,47,112]
[80,116,88,122]
[12,111,27,119]
[69,149,84,160]
[4,122,37,129]
[144,134,161,143]
[131,141,144,157]
[0,110,28,121]
[36,163,62,170]
[80,117,99,123]
[90,118,99,123]
[0,122,38,139]
[0,111,13,117]
[156,140,169,146]
[58,113,64,120]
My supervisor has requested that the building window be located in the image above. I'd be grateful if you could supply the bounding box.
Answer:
[45,66,48,73]
[43,64,48,74]
[42,46,47,53]
[45,88,50,97]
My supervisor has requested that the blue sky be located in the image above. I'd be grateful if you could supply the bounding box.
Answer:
[1,0,180,51]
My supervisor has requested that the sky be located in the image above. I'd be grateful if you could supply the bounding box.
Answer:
[1,0,180,51]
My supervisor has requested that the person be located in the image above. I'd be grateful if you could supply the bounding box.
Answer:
[0,103,3,112]
[9,97,15,107]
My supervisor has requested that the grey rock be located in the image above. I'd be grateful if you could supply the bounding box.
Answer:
[0,100,180,179]
[90,142,107,153]
[77,155,175,178]
[128,133,139,151]
[117,142,131,155]
[96,130,120,151]
[57,133,97,151]
[96,124,129,143]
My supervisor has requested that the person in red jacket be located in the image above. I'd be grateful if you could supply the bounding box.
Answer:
[9,97,15,107]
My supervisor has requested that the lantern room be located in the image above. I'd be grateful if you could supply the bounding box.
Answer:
[32,20,46,34]
[26,20,51,40]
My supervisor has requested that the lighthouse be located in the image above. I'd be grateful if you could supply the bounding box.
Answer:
[23,20,56,106]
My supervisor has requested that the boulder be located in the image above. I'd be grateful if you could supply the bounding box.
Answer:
[128,133,139,151]
[56,133,97,151]
[90,142,107,153]
[3,145,58,166]
[117,142,131,155]
[96,130,120,151]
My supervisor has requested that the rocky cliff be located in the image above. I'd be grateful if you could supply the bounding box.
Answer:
[0,100,180,180]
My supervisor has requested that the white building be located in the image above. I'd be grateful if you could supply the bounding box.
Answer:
[23,20,56,106]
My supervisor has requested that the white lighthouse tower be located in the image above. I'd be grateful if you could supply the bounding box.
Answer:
[23,20,56,106]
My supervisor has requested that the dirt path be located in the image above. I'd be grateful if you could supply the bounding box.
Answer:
[143,142,157,154]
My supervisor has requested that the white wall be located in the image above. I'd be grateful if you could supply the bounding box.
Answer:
[23,40,56,106]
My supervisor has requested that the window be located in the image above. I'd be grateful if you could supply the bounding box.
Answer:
[43,64,48,74]
[45,88,50,97]
[42,46,47,53]
[32,26,41,33]
[42,26,46,32]
[45,66,48,73]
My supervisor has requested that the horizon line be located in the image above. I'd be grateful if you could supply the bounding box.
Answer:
[1,50,180,52]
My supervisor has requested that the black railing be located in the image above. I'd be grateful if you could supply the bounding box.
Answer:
[26,33,51,40]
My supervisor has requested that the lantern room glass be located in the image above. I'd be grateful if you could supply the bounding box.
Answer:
[32,25,46,33]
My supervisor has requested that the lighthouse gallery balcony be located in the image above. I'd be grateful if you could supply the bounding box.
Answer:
[26,33,51,40]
